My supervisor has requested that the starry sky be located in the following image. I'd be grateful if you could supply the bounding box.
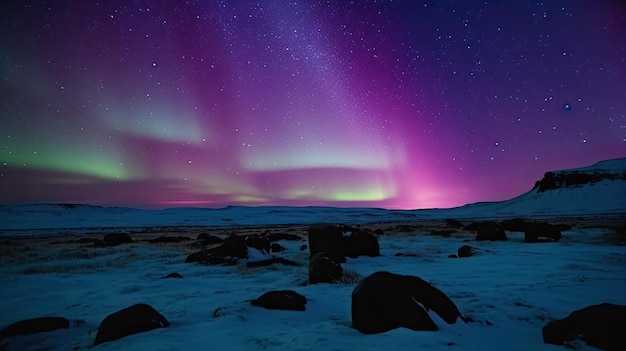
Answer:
[1,1,625,210]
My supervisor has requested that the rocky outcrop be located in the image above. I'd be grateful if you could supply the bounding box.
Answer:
[351,271,465,334]
[535,167,626,192]
[308,252,343,284]
[499,218,569,242]
[542,303,626,351]
[308,224,345,263]
[308,223,380,263]
[94,303,169,345]
[185,235,248,265]
[467,221,507,241]
[0,317,72,341]
[251,290,307,311]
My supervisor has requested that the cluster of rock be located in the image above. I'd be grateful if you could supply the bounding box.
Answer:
[535,170,626,192]
[463,218,570,243]
[0,304,169,346]
[2,221,623,350]
[307,223,380,284]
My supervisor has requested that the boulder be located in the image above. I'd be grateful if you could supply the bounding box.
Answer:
[542,303,626,351]
[103,233,133,246]
[94,303,169,345]
[308,252,343,284]
[342,228,380,258]
[185,235,247,265]
[351,271,465,334]
[469,222,507,241]
[308,224,380,262]
[245,234,270,254]
[457,245,475,258]
[499,218,529,232]
[308,224,345,263]
[196,234,223,244]
[251,290,307,311]
[524,222,562,243]
[161,272,183,279]
[0,317,70,341]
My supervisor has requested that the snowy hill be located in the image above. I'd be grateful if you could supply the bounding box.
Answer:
[450,158,626,219]
[0,158,624,235]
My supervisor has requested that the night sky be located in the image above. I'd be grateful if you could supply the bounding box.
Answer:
[1,1,625,210]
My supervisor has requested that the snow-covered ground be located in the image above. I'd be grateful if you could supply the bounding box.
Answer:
[0,158,624,350]
[0,223,624,351]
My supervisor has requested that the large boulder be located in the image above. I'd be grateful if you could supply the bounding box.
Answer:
[468,221,507,241]
[342,227,380,258]
[308,252,343,284]
[542,303,626,351]
[251,290,307,311]
[308,224,380,262]
[94,304,169,345]
[308,224,345,263]
[499,218,566,242]
[185,235,248,265]
[524,222,563,243]
[457,245,476,258]
[0,317,71,341]
[352,271,465,334]
[245,234,270,254]
[499,218,529,232]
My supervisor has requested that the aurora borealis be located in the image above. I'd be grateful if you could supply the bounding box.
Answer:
[1,1,625,209]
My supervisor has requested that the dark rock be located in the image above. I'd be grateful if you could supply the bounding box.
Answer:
[198,234,224,245]
[308,252,343,284]
[525,222,562,243]
[535,169,625,192]
[162,272,183,279]
[308,224,345,263]
[185,235,247,265]
[308,224,380,262]
[245,234,270,254]
[270,243,285,253]
[0,317,70,341]
[468,222,507,241]
[246,258,299,268]
[94,303,169,345]
[542,303,626,351]
[457,245,475,258]
[499,218,529,232]
[351,271,465,334]
[251,290,307,311]
[373,228,384,235]
[103,233,133,246]
[300,244,308,251]
[446,219,464,228]
[448,254,458,258]
[342,228,380,258]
